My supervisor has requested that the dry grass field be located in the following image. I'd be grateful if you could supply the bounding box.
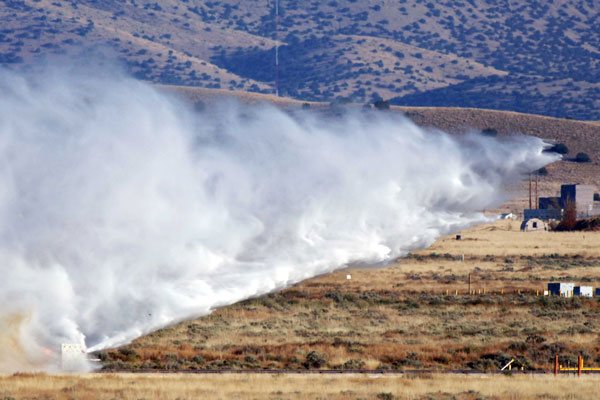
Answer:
[1,372,599,400]
[95,220,600,374]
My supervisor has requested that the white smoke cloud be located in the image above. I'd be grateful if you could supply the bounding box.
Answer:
[0,65,557,371]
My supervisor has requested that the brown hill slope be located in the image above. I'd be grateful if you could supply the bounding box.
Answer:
[2,0,599,118]
[395,106,600,211]
[161,85,600,208]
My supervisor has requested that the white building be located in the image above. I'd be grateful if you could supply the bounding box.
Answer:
[521,218,548,232]
[574,286,594,297]
[548,282,574,297]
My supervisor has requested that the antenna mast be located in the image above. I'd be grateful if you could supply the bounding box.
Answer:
[275,0,279,96]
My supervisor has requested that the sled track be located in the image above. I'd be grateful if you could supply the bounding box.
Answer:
[97,369,594,375]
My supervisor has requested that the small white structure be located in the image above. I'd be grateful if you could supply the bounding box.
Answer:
[520,218,548,232]
[575,286,594,297]
[548,282,574,297]
[500,213,516,220]
[61,344,88,372]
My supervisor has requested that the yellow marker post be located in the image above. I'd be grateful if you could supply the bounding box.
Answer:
[501,289,504,295]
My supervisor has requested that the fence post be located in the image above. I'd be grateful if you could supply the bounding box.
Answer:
[578,355,582,377]
[554,355,558,376]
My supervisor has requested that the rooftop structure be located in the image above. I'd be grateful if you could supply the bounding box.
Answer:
[525,184,599,220]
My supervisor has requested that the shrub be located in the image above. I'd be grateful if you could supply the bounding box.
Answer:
[481,128,498,137]
[192,355,205,365]
[508,341,528,352]
[575,152,591,162]
[244,354,259,364]
[373,99,390,110]
[536,167,548,176]
[526,334,546,344]
[118,348,140,361]
[304,350,328,368]
[342,358,366,369]
[544,143,569,154]
[164,353,181,370]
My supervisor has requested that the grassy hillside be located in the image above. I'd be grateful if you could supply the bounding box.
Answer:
[1,0,599,118]
[96,220,600,372]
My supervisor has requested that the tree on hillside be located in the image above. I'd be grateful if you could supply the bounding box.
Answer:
[575,152,591,163]
[535,167,548,176]
[544,143,569,154]
[373,99,389,110]
[481,128,498,137]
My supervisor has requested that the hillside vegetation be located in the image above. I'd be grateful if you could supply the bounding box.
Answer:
[96,220,600,373]
[1,0,599,119]
[163,85,600,208]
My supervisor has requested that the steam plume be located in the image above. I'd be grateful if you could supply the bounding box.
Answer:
[0,66,557,371]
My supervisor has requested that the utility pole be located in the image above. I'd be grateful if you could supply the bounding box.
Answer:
[529,173,532,209]
[535,174,539,209]
[275,0,279,96]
